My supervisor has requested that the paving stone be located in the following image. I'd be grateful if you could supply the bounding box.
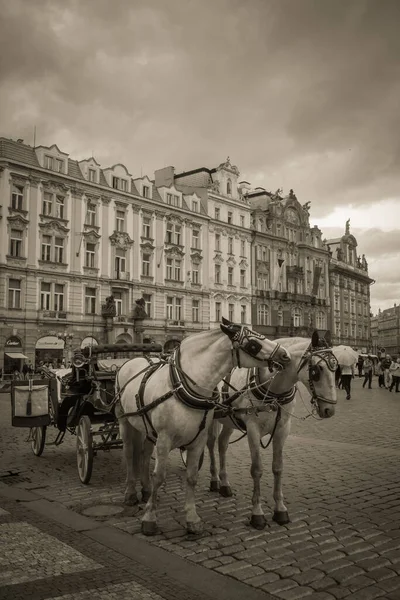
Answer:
[343,586,386,600]
[274,585,314,600]
[292,569,325,586]
[377,576,400,593]
[356,556,391,571]
[330,565,364,584]
[246,571,280,588]
[261,578,298,595]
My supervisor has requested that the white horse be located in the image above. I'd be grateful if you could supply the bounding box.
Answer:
[116,320,291,535]
[207,330,338,529]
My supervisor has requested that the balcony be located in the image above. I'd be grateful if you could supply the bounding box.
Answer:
[39,310,67,320]
[165,320,185,328]
[112,271,130,281]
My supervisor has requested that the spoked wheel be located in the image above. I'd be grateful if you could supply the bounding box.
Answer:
[31,426,46,456]
[76,415,93,484]
[180,449,204,471]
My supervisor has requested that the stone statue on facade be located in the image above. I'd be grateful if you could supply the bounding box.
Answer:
[345,219,350,235]
[357,256,362,268]
[102,295,116,318]
[133,297,148,320]
[336,247,343,261]
[289,189,297,200]
[302,201,311,215]
[362,254,368,270]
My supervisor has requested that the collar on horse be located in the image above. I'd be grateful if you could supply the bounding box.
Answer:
[169,346,219,410]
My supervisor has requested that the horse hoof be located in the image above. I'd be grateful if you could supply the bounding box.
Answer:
[219,485,233,497]
[210,481,220,492]
[187,521,203,535]
[124,493,139,506]
[250,514,266,530]
[141,521,159,536]
[141,490,151,503]
[273,511,290,525]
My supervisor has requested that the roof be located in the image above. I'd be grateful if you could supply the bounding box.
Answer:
[0,138,41,167]
[67,159,84,180]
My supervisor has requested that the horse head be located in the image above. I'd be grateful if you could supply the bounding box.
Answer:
[298,330,337,418]
[220,318,291,368]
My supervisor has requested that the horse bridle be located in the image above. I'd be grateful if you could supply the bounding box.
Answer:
[230,327,283,369]
[297,347,338,408]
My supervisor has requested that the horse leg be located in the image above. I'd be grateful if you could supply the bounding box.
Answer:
[246,420,266,529]
[272,421,291,525]
[207,420,221,492]
[141,432,171,536]
[185,437,206,534]
[119,418,140,506]
[218,424,234,497]
[141,437,154,503]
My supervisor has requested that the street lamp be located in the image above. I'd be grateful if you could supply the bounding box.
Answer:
[57,332,74,365]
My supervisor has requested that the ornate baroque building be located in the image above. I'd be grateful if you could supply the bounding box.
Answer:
[247,188,331,338]
[0,138,212,372]
[326,221,374,351]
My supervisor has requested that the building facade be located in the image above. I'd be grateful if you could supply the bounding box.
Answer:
[247,188,331,338]
[326,221,374,351]
[371,305,400,357]
[0,138,213,372]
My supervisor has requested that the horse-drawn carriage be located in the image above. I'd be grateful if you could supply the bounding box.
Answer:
[11,342,162,484]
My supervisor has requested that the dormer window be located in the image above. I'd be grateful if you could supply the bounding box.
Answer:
[166,193,180,207]
[143,185,150,198]
[112,177,128,192]
[88,169,97,183]
[227,179,232,196]
[55,159,63,173]
[45,156,53,170]
[192,200,199,213]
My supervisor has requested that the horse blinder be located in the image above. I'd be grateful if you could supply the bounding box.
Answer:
[243,339,263,357]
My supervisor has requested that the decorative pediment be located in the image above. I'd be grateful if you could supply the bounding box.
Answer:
[217,157,240,176]
[165,245,185,257]
[190,251,203,265]
[109,231,133,249]
[257,262,269,274]
[42,180,70,194]
[166,213,184,224]
[10,172,29,186]
[239,258,248,269]
[83,230,101,244]
[7,214,29,228]
[213,253,224,264]
[39,220,70,234]
[227,256,237,267]
[140,240,155,252]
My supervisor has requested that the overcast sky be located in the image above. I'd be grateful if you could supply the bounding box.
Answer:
[0,0,399,314]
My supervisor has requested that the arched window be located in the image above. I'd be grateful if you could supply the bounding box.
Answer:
[227,179,232,196]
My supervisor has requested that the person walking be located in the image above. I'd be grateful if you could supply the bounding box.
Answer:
[362,355,373,389]
[22,362,29,380]
[340,362,355,400]
[357,355,364,378]
[389,357,400,393]
[376,360,385,388]
[381,354,392,389]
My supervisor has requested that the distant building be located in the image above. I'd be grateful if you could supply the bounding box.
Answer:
[327,220,374,351]
[371,305,400,357]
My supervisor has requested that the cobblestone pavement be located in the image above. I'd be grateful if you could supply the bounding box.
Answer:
[1,377,400,599]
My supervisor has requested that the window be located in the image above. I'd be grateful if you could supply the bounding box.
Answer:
[335,296,339,310]
[174,260,181,281]
[11,184,23,210]
[293,310,301,327]
[215,264,221,284]
[166,193,180,207]
[142,216,151,238]
[192,200,199,212]
[113,291,123,316]
[240,269,246,287]
[115,248,126,274]
[350,298,355,314]
[351,323,355,337]
[85,287,96,314]
[55,159,63,173]
[228,303,234,322]
[88,169,96,182]
[166,297,182,321]
[143,294,152,318]
[85,243,96,268]
[42,192,53,216]
[40,282,51,310]
[55,196,64,219]
[116,210,125,232]
[86,203,96,226]
[10,229,22,257]
[358,301,362,315]
[228,266,233,285]
[258,304,268,326]
[192,267,199,284]
[344,297,348,312]
[54,238,64,263]
[142,253,151,276]
[8,279,21,309]
[192,299,200,322]
[192,229,200,249]
[240,215,245,227]
[215,302,221,322]
[240,241,246,257]
[112,176,120,190]
[44,155,53,169]
[228,237,233,254]
[240,304,246,324]
[215,207,220,220]
[215,233,221,251]
[316,312,325,329]
[166,258,181,281]
[120,179,128,192]
[54,284,64,311]
[166,222,181,245]
[40,236,51,261]
[227,211,233,224]
[143,185,150,198]
[227,179,232,196]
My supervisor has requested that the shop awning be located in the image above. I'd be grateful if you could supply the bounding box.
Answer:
[5,352,28,359]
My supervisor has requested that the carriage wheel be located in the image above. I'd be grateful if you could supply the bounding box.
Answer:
[180,449,204,471]
[31,426,46,456]
[76,415,93,484]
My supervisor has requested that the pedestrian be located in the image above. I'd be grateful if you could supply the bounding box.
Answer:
[376,360,384,388]
[381,354,392,389]
[389,358,400,393]
[362,355,373,389]
[22,362,29,380]
[335,365,342,388]
[13,369,22,381]
[357,355,364,378]
[340,362,355,400]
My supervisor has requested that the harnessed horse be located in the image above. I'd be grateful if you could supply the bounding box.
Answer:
[207,330,338,529]
[116,320,291,535]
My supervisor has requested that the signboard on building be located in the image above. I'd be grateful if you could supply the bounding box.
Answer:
[5,336,22,348]
[35,336,65,349]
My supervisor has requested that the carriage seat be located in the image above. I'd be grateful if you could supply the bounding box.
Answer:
[95,358,130,373]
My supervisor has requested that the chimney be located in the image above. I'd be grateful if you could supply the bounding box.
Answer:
[238,181,251,195]
[154,166,175,188]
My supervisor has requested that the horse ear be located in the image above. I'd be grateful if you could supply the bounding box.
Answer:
[311,329,319,348]
[220,323,235,339]
[221,316,231,326]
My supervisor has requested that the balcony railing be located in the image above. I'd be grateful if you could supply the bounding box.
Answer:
[113,271,130,281]
[165,320,185,327]
[39,310,67,319]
